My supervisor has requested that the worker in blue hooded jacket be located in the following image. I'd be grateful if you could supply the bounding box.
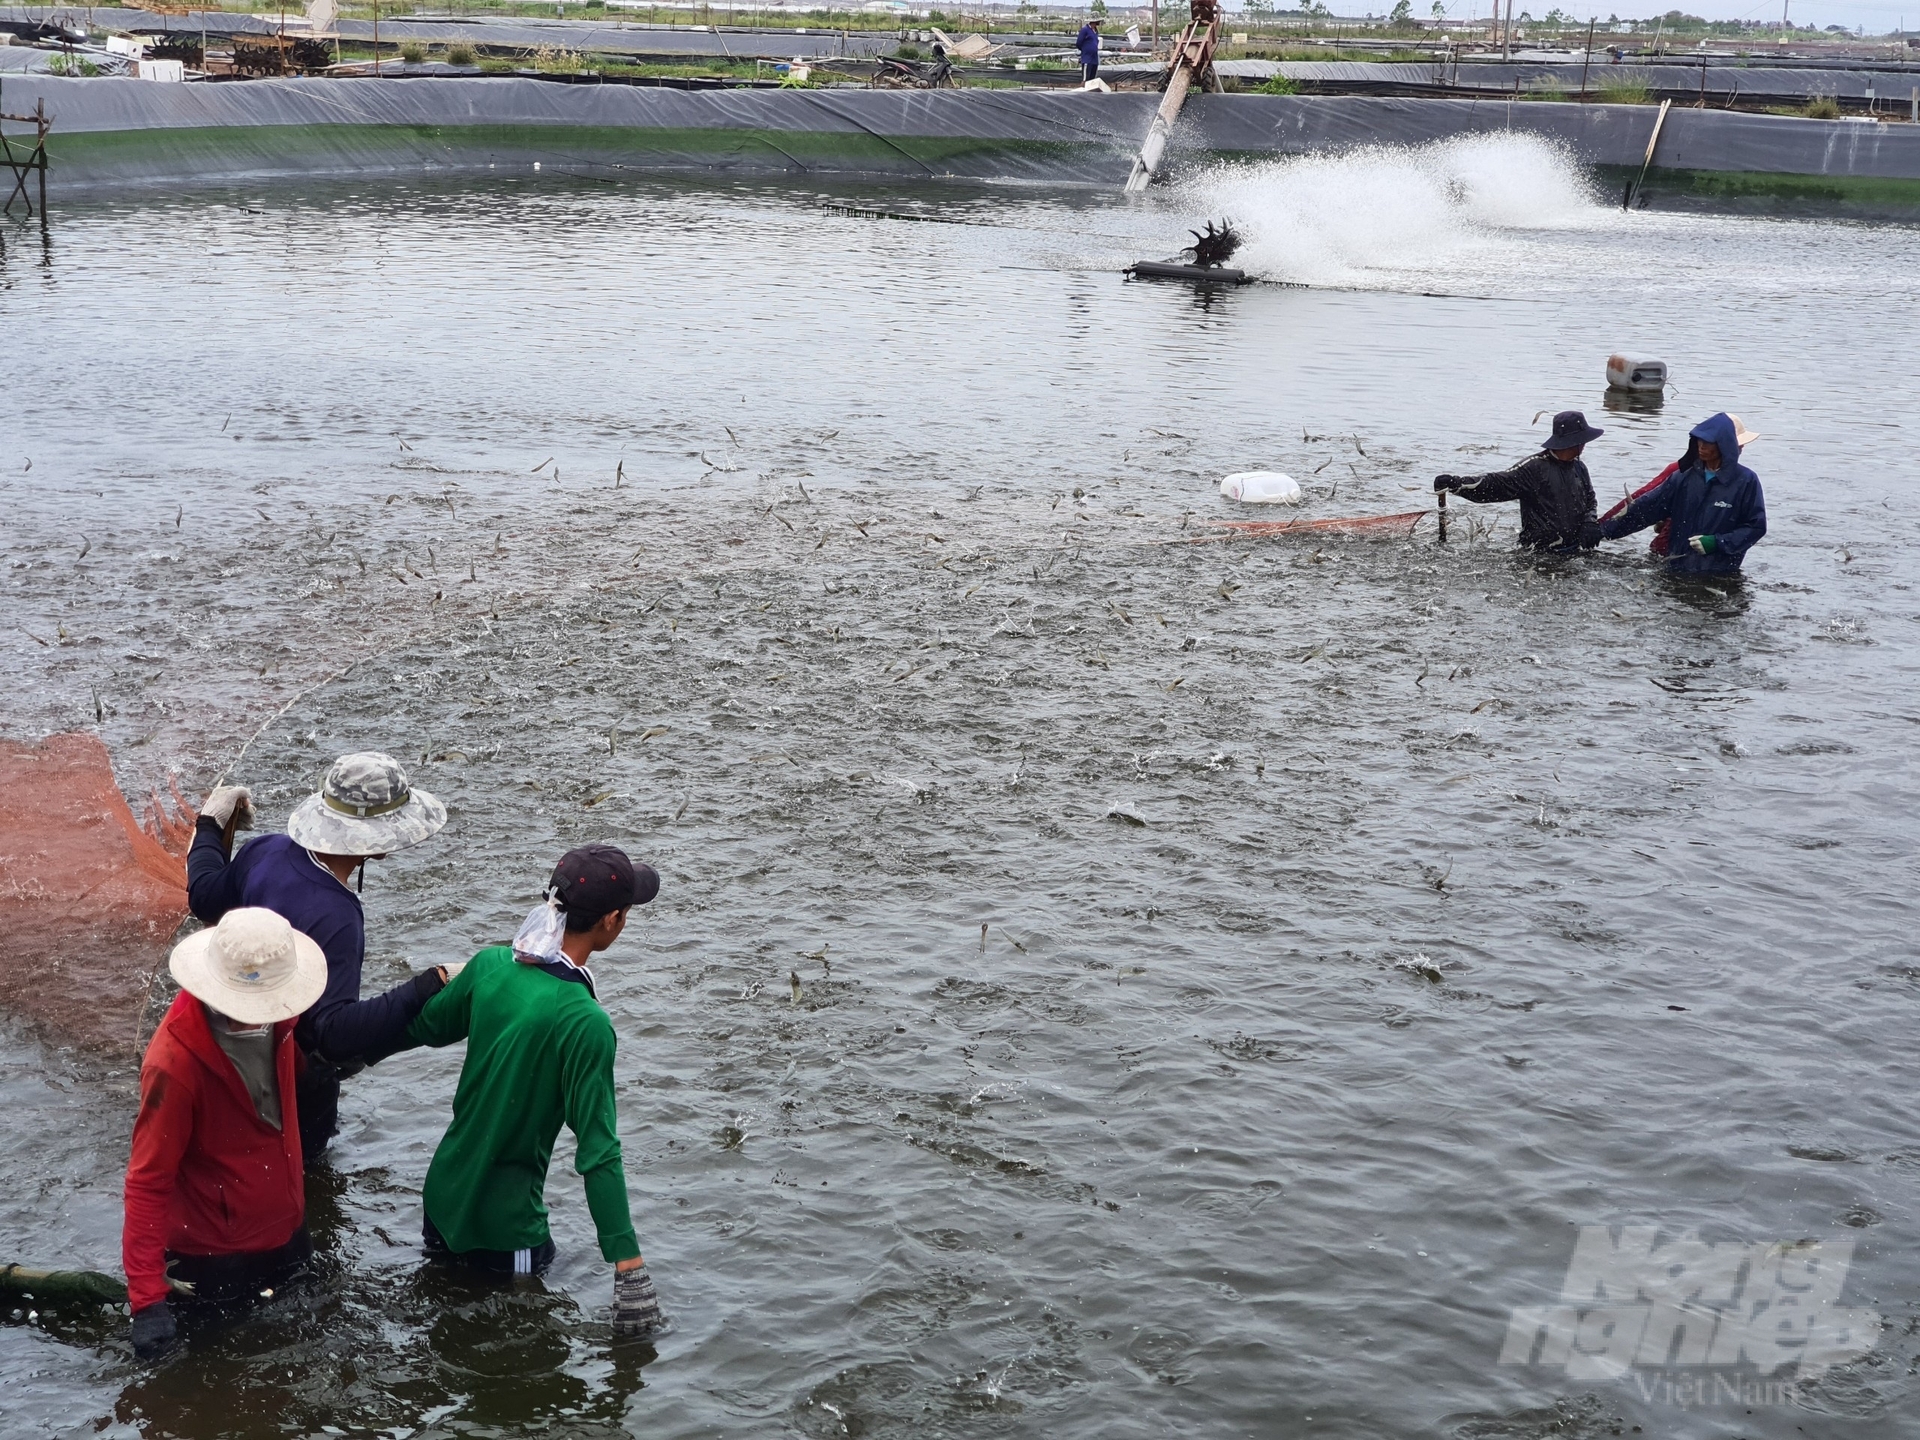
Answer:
[1076,16,1102,83]
[1598,412,1766,575]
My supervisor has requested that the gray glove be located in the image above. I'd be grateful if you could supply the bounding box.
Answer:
[198,785,253,831]
[131,1299,180,1360]
[612,1262,664,1338]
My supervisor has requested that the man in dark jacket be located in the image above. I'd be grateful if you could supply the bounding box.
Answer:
[124,906,327,1360]
[188,752,448,1160]
[1598,412,1766,575]
[1076,17,1101,83]
[1434,410,1604,553]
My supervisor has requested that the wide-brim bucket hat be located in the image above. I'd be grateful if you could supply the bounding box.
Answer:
[1544,410,1605,449]
[170,907,327,1026]
[285,751,446,857]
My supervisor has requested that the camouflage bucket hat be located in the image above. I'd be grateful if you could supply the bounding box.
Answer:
[285,751,447,856]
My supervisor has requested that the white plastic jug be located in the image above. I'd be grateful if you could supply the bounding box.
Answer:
[1219,471,1303,505]
[1605,355,1667,392]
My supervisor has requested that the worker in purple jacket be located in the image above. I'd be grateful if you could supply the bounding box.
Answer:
[189,752,449,1161]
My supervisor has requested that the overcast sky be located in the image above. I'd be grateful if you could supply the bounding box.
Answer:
[1227,0,1915,32]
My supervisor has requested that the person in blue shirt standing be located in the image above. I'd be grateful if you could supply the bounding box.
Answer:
[1599,412,1767,575]
[188,752,450,1161]
[1076,16,1102,85]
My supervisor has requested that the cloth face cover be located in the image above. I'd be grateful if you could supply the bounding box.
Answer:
[208,1009,282,1130]
[512,897,596,996]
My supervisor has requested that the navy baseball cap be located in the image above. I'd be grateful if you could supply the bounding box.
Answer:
[549,844,659,918]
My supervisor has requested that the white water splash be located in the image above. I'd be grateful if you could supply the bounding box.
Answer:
[1184,133,1603,289]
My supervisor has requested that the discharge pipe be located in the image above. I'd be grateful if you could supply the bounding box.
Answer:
[1124,0,1222,193]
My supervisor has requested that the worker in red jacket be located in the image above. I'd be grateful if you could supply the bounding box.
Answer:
[122,906,327,1360]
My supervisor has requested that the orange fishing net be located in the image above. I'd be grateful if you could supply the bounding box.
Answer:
[0,734,195,1057]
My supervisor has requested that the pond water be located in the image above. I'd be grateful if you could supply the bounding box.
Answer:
[2,137,1918,1439]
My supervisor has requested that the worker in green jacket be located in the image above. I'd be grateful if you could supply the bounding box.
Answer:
[408,844,664,1337]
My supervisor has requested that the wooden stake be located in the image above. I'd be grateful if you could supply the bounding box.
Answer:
[1624,97,1673,210]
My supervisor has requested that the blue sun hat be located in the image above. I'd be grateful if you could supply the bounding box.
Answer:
[285,751,446,857]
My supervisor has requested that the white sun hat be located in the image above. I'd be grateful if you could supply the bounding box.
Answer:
[170,907,327,1026]
[285,751,446,857]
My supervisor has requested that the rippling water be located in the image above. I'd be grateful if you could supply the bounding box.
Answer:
[2,140,1918,1439]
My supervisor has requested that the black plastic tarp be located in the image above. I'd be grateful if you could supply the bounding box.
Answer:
[1186,94,1920,179]
[1107,58,1920,105]
[4,78,1916,190]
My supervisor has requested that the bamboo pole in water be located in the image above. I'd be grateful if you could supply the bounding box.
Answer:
[1124,0,1221,193]
[1624,98,1673,209]
[1125,63,1196,193]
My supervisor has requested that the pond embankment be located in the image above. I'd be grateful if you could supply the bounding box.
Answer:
[5,76,1918,208]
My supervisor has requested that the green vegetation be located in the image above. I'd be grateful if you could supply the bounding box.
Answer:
[894,43,922,59]
[531,44,584,72]
[448,43,477,66]
[1803,95,1841,118]
[400,39,427,63]
[1252,74,1299,95]
[47,54,102,76]
[1601,163,1920,209]
[463,55,777,81]
[1597,79,1652,104]
[1239,46,1428,63]
[634,59,768,79]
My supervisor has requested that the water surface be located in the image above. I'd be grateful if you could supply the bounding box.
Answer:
[2,142,1917,1438]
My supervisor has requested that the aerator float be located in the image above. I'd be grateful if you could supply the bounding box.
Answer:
[1127,218,1250,286]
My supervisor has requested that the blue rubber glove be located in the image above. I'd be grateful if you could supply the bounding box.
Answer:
[1688,534,1718,555]
[131,1299,180,1360]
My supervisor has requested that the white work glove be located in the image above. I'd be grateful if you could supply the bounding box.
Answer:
[198,785,253,830]
[612,1262,664,1338]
